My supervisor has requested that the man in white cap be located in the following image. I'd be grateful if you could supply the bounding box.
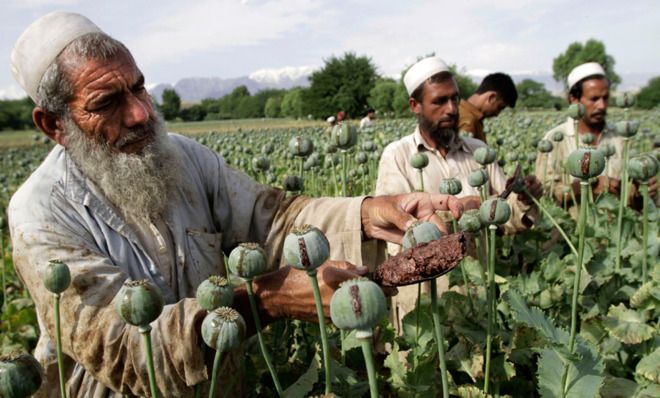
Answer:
[535,62,657,205]
[375,56,542,331]
[8,12,465,397]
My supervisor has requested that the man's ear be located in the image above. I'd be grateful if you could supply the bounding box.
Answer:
[409,97,421,115]
[32,107,67,146]
[485,91,498,104]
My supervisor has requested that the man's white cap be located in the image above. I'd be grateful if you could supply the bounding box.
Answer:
[567,62,606,90]
[326,116,336,123]
[403,56,450,96]
[10,11,103,102]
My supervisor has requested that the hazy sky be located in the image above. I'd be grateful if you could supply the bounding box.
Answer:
[1,0,658,98]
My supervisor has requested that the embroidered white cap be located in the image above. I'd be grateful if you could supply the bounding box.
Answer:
[567,62,606,91]
[403,56,450,96]
[10,11,103,102]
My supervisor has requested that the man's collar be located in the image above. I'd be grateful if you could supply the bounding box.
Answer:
[460,99,484,120]
[413,125,468,154]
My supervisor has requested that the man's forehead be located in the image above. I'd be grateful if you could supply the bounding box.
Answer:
[582,77,609,91]
[423,78,459,98]
[67,52,141,90]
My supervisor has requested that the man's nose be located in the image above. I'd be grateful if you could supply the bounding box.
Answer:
[123,94,151,127]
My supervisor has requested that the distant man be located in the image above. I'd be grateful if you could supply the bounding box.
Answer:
[360,108,375,129]
[376,56,541,330]
[458,73,518,143]
[535,62,657,204]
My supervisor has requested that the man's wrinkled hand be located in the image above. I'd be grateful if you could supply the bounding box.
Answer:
[459,195,481,210]
[254,261,394,323]
[360,192,463,243]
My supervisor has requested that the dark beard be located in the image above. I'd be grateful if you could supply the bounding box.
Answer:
[418,113,457,149]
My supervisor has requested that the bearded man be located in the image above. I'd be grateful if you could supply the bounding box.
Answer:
[8,13,465,397]
[375,56,542,331]
[535,62,657,205]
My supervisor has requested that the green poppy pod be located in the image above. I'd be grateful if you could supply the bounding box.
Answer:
[402,221,442,249]
[479,198,511,226]
[283,175,303,192]
[537,139,553,153]
[616,93,635,108]
[325,143,338,154]
[283,225,330,272]
[410,152,429,169]
[438,178,462,195]
[473,147,497,165]
[231,244,269,281]
[458,209,482,232]
[581,133,595,145]
[42,259,70,294]
[496,137,504,146]
[527,153,537,162]
[330,278,387,339]
[356,151,369,164]
[261,143,274,155]
[362,140,377,152]
[333,124,358,150]
[615,120,639,137]
[598,142,616,158]
[629,155,658,182]
[567,103,585,119]
[288,136,314,157]
[0,353,43,398]
[252,156,270,171]
[201,307,246,352]
[468,169,489,188]
[566,148,606,179]
[115,280,165,328]
[196,276,234,311]
[552,131,564,142]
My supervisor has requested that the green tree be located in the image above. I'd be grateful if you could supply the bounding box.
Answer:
[0,97,34,130]
[303,52,378,118]
[281,88,304,118]
[179,104,207,121]
[392,83,411,117]
[448,65,478,99]
[264,97,281,118]
[516,79,563,109]
[160,88,181,121]
[552,39,621,89]
[368,78,398,115]
[636,76,660,109]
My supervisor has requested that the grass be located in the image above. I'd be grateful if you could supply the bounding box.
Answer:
[0,129,42,148]
[0,118,326,149]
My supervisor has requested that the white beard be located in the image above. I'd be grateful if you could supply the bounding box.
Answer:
[64,115,183,225]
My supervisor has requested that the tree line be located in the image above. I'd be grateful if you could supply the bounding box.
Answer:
[1,39,659,130]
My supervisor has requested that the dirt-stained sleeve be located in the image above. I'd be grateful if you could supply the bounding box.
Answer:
[9,220,209,396]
